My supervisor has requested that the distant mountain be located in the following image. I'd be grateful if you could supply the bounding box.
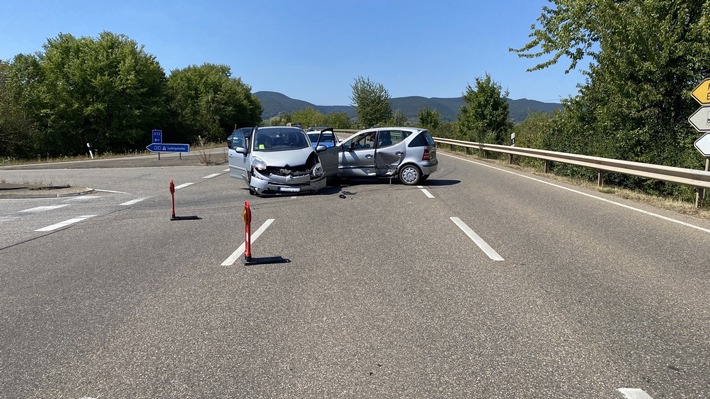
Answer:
[254,91,562,123]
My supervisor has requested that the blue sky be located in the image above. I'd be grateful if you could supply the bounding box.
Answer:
[1,0,587,105]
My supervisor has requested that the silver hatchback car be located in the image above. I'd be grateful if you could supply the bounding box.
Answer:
[228,126,339,195]
[337,127,438,185]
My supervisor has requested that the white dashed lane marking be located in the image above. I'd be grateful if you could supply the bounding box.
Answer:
[618,388,654,399]
[35,215,96,232]
[174,183,194,190]
[120,198,148,206]
[65,195,101,201]
[203,173,221,179]
[450,217,504,261]
[417,185,435,198]
[19,205,68,213]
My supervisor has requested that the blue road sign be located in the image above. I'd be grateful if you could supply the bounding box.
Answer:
[146,143,190,153]
[152,129,163,143]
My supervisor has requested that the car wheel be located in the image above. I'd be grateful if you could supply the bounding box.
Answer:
[398,164,421,185]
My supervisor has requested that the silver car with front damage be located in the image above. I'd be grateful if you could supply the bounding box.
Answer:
[228,126,338,195]
[338,127,438,185]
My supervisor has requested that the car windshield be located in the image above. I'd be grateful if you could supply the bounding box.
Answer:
[253,128,309,151]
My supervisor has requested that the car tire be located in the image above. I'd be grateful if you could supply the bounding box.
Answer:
[398,164,421,185]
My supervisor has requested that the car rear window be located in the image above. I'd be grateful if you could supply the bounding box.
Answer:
[408,131,435,147]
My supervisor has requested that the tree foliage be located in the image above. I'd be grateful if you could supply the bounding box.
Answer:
[418,107,441,131]
[0,32,263,158]
[350,76,392,128]
[513,0,710,195]
[166,64,261,143]
[271,108,351,129]
[23,32,167,155]
[457,73,513,144]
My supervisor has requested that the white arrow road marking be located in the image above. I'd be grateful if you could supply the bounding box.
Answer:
[417,185,435,198]
[19,205,68,213]
[221,219,275,266]
[618,388,654,399]
[203,173,221,179]
[174,183,194,190]
[450,217,504,261]
[35,215,96,232]
[120,197,148,206]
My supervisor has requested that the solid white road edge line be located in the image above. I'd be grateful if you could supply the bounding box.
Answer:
[417,185,435,198]
[450,217,504,261]
[618,388,654,399]
[174,182,194,190]
[221,218,275,266]
[441,153,710,235]
[35,215,96,232]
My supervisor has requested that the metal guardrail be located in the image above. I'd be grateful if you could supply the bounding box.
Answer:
[433,137,710,200]
[333,129,710,205]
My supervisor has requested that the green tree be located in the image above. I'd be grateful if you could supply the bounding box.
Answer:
[512,0,710,195]
[167,64,262,143]
[389,110,408,126]
[350,76,392,127]
[418,107,441,131]
[323,111,352,129]
[290,107,325,128]
[457,73,513,144]
[28,32,168,155]
[0,60,38,158]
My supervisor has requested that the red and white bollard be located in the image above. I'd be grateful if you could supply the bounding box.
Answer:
[243,201,252,262]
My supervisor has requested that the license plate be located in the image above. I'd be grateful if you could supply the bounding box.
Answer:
[279,187,300,192]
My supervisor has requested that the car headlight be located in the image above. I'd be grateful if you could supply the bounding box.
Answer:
[251,157,267,171]
[311,162,324,177]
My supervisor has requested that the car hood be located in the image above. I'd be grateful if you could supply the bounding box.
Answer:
[252,147,315,167]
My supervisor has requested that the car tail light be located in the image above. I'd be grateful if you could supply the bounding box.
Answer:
[422,149,430,161]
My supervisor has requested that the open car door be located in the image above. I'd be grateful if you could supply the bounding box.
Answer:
[312,128,339,177]
[228,128,252,183]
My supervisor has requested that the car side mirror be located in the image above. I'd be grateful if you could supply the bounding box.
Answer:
[316,144,328,153]
[236,146,248,154]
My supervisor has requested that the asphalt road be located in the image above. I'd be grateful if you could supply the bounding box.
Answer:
[0,151,708,398]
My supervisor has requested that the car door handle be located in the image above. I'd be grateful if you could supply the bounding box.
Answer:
[366,154,373,159]
[395,151,403,155]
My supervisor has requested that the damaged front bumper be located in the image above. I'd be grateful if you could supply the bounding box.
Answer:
[249,170,326,195]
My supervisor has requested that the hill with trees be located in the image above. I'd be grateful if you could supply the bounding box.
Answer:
[254,91,561,123]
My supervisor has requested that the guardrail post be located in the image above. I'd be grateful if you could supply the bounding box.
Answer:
[695,187,703,208]
[544,160,551,174]
[508,154,514,164]
[597,170,604,187]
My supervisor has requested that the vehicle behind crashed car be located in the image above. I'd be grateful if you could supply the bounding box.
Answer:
[227,126,338,195]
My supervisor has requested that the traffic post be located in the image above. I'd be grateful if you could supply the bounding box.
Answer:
[168,179,201,221]
[243,201,252,261]
[170,179,176,219]
[242,200,289,266]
